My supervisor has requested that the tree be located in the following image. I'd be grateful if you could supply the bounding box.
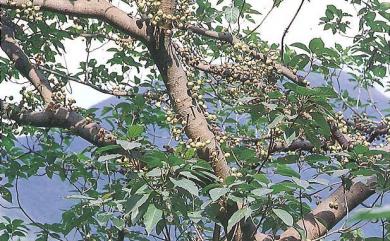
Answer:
[0,0,389,240]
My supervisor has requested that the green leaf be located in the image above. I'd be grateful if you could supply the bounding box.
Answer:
[291,42,311,53]
[170,178,199,196]
[0,186,12,203]
[227,207,251,232]
[97,154,121,163]
[311,112,331,138]
[372,66,386,77]
[305,154,330,164]
[127,124,144,138]
[0,234,9,241]
[325,8,335,20]
[353,144,369,155]
[305,128,321,149]
[95,213,113,226]
[144,204,162,234]
[65,195,95,200]
[111,217,125,230]
[95,144,120,155]
[272,208,294,226]
[225,6,240,23]
[143,151,166,167]
[309,38,325,54]
[251,188,272,197]
[268,114,284,128]
[188,211,202,223]
[209,187,229,201]
[289,54,310,70]
[285,131,297,146]
[291,177,310,189]
[273,0,284,7]
[276,164,300,178]
[126,194,150,214]
[116,140,142,150]
[353,205,390,220]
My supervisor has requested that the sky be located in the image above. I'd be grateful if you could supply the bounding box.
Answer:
[0,0,389,106]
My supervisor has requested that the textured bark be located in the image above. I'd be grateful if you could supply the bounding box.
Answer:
[1,103,117,147]
[277,177,376,241]
[148,33,231,179]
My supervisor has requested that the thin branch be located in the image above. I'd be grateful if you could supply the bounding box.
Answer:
[244,5,275,39]
[38,66,135,97]
[280,0,305,63]
[15,176,62,240]
[236,0,246,33]
[186,24,306,85]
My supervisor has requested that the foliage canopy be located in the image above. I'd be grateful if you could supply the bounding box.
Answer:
[0,0,389,240]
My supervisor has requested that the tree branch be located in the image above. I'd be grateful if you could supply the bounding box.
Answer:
[367,122,389,142]
[330,123,352,150]
[1,16,53,103]
[0,0,149,43]
[272,138,315,152]
[149,32,231,180]
[186,24,305,85]
[1,101,117,147]
[278,177,377,241]
[0,17,137,164]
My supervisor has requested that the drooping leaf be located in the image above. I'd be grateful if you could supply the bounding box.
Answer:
[273,208,294,226]
[276,164,300,178]
[209,187,229,201]
[126,194,150,214]
[170,178,199,196]
[116,140,142,150]
[353,205,390,220]
[144,204,162,234]
[111,217,125,230]
[97,154,121,162]
[227,207,252,232]
[225,6,240,23]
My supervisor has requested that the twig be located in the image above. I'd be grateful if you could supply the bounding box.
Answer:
[15,176,62,240]
[244,5,275,39]
[38,66,134,97]
[280,0,305,63]
[236,0,246,33]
